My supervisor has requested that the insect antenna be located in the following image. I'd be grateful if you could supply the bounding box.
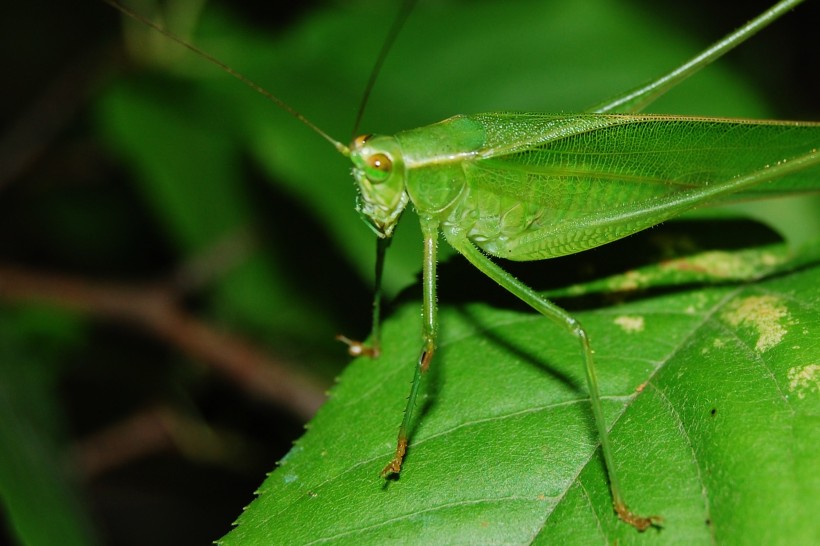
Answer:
[103,0,350,155]
[350,0,419,138]
[340,0,418,357]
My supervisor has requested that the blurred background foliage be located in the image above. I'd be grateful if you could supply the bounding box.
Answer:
[0,0,817,543]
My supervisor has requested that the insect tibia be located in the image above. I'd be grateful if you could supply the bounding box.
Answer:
[381,337,434,479]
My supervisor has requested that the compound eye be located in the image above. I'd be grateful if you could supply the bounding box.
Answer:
[366,153,392,183]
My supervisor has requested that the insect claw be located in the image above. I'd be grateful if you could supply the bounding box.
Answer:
[380,461,400,478]
[335,335,380,357]
[614,502,663,532]
[381,437,408,478]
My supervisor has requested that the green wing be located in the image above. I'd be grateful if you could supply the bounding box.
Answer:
[458,113,820,260]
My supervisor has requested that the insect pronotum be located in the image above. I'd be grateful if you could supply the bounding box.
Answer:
[105,0,819,532]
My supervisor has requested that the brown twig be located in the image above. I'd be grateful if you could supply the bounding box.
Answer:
[0,264,327,420]
[70,404,255,479]
[71,405,177,479]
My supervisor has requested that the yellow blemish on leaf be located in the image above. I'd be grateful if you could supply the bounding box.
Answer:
[663,249,786,279]
[611,270,651,291]
[787,364,819,400]
[567,284,586,296]
[703,338,725,355]
[760,252,779,266]
[614,315,645,333]
[722,295,792,352]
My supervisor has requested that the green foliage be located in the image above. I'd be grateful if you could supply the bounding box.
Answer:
[0,310,97,545]
[0,0,816,544]
[118,0,818,543]
[222,236,820,544]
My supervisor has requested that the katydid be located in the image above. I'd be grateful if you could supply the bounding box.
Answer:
[104,0,819,531]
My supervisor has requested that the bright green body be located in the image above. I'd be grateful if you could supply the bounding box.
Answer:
[391,113,820,260]
[352,109,819,530]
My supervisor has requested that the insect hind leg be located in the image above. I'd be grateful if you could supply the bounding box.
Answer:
[448,234,660,531]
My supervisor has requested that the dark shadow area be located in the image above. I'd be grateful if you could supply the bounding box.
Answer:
[630,0,820,120]
[242,158,373,341]
[394,218,784,314]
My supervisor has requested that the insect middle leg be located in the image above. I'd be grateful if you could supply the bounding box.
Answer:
[381,216,439,477]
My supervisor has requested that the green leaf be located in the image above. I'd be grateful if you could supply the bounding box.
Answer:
[221,233,819,544]
[0,310,98,546]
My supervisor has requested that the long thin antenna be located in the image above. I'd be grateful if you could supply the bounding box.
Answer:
[103,0,350,156]
[350,0,419,138]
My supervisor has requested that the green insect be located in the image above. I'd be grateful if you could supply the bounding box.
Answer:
[106,0,819,535]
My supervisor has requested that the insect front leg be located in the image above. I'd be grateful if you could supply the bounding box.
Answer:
[336,237,392,358]
[448,234,661,532]
[381,216,439,477]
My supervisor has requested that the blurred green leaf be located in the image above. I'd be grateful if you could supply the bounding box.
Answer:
[0,310,97,546]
